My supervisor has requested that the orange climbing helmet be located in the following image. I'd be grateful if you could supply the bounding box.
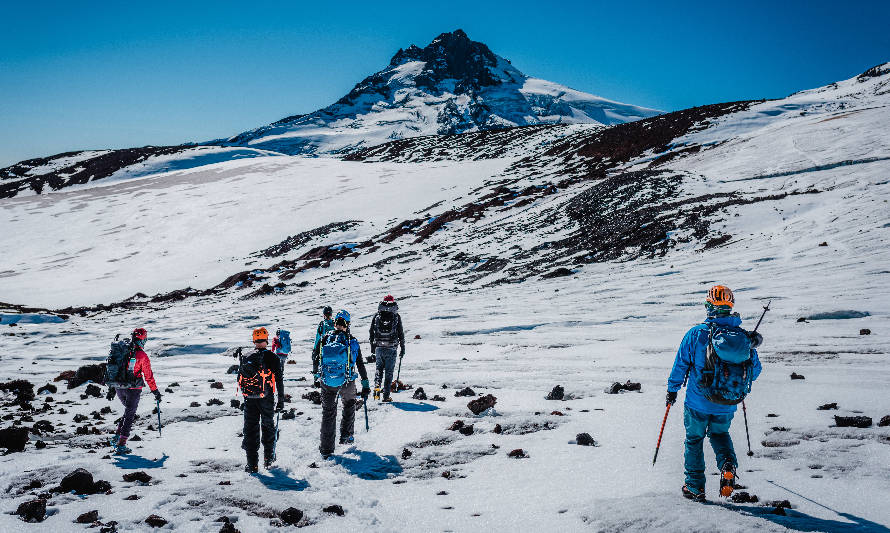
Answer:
[252,327,269,342]
[707,285,735,307]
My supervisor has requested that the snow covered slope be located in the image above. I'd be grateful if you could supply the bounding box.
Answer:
[1,64,889,532]
[217,29,661,155]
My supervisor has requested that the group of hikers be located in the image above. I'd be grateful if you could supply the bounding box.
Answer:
[103,294,407,472]
[101,285,764,501]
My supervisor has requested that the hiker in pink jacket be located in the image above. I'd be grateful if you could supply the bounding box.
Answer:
[106,328,161,454]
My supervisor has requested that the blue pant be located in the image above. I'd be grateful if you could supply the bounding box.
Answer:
[115,388,142,443]
[684,406,737,492]
[374,347,398,397]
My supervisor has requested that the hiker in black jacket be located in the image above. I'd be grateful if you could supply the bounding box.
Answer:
[237,327,285,472]
[369,295,405,402]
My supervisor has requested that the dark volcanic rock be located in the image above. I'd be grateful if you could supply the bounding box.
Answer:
[31,420,54,434]
[817,403,838,410]
[493,424,503,434]
[576,432,598,446]
[0,379,35,403]
[85,383,102,398]
[37,383,57,395]
[834,415,872,428]
[541,267,573,279]
[401,448,413,459]
[430,395,446,402]
[607,380,642,394]
[220,522,241,533]
[73,413,88,422]
[790,372,805,380]
[390,380,412,391]
[230,399,241,409]
[467,394,497,415]
[448,420,465,431]
[412,387,427,400]
[60,468,95,494]
[454,387,475,397]
[302,390,322,405]
[546,385,565,401]
[282,408,296,420]
[508,448,528,458]
[323,504,345,516]
[731,492,759,503]
[122,471,152,483]
[145,514,168,528]
[226,365,239,374]
[860,328,871,335]
[210,381,224,389]
[879,415,890,427]
[458,424,475,436]
[206,398,224,406]
[76,510,99,523]
[15,498,46,522]
[0,426,29,451]
[67,364,106,389]
[35,440,47,449]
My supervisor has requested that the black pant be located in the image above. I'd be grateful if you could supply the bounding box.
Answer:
[319,381,356,455]
[242,395,275,466]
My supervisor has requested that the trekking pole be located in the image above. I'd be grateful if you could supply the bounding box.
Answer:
[155,399,163,437]
[363,398,369,432]
[652,404,671,466]
[396,355,402,383]
[273,411,280,458]
[752,300,771,333]
[742,401,753,457]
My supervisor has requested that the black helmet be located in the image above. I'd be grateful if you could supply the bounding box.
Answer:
[323,306,333,317]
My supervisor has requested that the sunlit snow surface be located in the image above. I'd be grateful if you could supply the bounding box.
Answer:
[1,68,889,531]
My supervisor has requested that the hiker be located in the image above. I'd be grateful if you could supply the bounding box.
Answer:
[666,285,763,501]
[318,310,370,458]
[271,328,292,376]
[237,327,285,472]
[369,295,405,402]
[105,328,161,455]
[311,306,336,387]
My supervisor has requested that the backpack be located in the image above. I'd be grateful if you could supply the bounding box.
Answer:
[699,323,754,405]
[276,329,291,355]
[237,348,276,398]
[374,312,399,347]
[104,334,139,388]
[320,334,357,388]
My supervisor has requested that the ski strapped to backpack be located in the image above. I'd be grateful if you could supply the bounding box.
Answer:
[104,334,140,388]
[699,323,755,405]
[237,347,277,398]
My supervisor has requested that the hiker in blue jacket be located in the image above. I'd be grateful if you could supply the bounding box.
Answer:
[666,285,763,501]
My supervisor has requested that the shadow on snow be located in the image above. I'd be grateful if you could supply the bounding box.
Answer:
[112,453,169,470]
[390,401,438,412]
[253,469,310,492]
[332,449,403,480]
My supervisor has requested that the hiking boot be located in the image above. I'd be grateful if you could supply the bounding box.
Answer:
[382,396,392,403]
[113,443,132,455]
[245,464,258,473]
[264,456,275,469]
[339,435,355,445]
[682,485,705,502]
[719,462,737,497]
[108,434,120,448]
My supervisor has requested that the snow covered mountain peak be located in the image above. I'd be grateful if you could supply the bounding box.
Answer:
[219,30,661,155]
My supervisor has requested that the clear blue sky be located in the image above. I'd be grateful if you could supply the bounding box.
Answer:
[1,0,888,167]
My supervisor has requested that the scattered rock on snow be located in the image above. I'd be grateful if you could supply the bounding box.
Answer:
[220,522,241,533]
[818,241,828,247]
[84,384,102,398]
[550,411,565,416]
[546,385,564,401]
[282,409,296,420]
[31,420,54,434]
[860,328,871,335]
[467,394,497,415]
[0,426,29,452]
[493,424,503,434]
[448,420,465,431]
[413,387,427,400]
[458,424,475,436]
[834,415,872,428]
[15,498,46,522]
[279,507,304,525]
[790,372,805,380]
[607,380,642,394]
[76,510,99,523]
[0,379,35,403]
[65,364,105,389]
[122,471,152,483]
[878,415,890,427]
[37,383,57,395]
[508,448,528,459]
[190,402,201,408]
[731,491,759,503]
[211,381,224,389]
[230,399,241,409]
[817,403,838,410]
[323,504,345,516]
[454,387,475,397]
[206,398,224,406]
[145,514,168,528]
[302,391,322,405]
[401,448,412,459]
[390,380,412,392]
[414,334,421,339]
[35,440,46,449]
[60,468,96,495]
[575,433,598,446]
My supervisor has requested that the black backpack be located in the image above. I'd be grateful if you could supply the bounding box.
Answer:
[104,334,138,388]
[237,348,275,398]
[374,312,399,347]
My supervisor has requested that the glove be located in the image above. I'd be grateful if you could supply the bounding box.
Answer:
[399,346,405,358]
[361,379,370,400]
[152,389,162,402]
[748,331,763,348]
[106,387,116,401]
[666,391,677,406]
[276,401,284,412]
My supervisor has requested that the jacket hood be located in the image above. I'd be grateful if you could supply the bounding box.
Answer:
[705,313,742,328]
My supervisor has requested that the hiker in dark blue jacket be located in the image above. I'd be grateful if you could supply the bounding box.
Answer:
[666,285,762,501]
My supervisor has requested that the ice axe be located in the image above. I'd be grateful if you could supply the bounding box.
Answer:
[363,398,369,432]
[652,403,671,466]
[155,398,163,437]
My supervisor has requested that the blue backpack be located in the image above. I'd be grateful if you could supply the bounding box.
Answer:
[320,334,358,388]
[700,324,754,405]
[276,329,291,354]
